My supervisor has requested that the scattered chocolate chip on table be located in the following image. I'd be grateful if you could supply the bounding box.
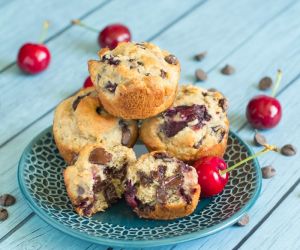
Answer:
[195,68,207,81]
[258,76,273,90]
[281,144,297,156]
[0,194,16,206]
[0,208,8,221]
[194,51,207,61]
[261,166,276,179]
[221,64,235,75]
[236,214,249,226]
[253,131,267,146]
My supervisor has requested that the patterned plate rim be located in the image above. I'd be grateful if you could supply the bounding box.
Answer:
[18,126,262,248]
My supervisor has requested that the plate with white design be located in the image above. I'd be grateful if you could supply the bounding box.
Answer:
[18,127,261,248]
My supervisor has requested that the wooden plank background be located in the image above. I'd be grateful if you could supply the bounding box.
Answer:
[0,0,299,249]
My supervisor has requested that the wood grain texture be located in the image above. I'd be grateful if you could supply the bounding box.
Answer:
[0,0,201,147]
[239,184,300,250]
[0,0,107,71]
[1,0,300,249]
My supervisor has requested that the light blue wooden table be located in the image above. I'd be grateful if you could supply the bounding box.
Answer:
[1,0,299,249]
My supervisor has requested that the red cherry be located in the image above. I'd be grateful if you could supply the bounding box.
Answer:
[83,76,93,88]
[17,43,51,74]
[98,24,131,49]
[246,95,282,129]
[193,156,229,198]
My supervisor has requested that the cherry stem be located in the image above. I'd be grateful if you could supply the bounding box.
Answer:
[71,19,98,33]
[271,69,283,97]
[38,21,50,44]
[219,144,278,176]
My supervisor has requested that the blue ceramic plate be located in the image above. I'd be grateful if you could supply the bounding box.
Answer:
[18,127,261,248]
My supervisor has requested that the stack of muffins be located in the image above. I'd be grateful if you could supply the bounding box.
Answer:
[53,42,229,220]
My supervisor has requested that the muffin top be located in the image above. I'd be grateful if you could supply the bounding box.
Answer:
[140,85,229,157]
[88,41,180,98]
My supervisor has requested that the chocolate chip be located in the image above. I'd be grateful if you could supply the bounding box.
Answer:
[180,188,192,205]
[101,55,120,65]
[96,107,102,115]
[218,98,228,112]
[89,148,112,165]
[258,77,272,90]
[160,69,167,79]
[0,194,16,206]
[236,214,249,226]
[165,174,182,187]
[145,73,150,76]
[137,171,153,186]
[164,54,178,65]
[261,166,276,179]
[137,61,144,66]
[77,186,85,195]
[281,144,297,156]
[72,93,90,111]
[195,69,207,81]
[153,152,169,160]
[254,131,267,146]
[221,64,235,75]
[194,51,207,61]
[119,120,131,146]
[102,181,119,205]
[105,81,118,93]
[0,208,8,221]
[104,164,127,180]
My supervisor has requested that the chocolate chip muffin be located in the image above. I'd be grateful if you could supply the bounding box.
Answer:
[125,151,200,220]
[140,85,229,162]
[88,42,180,119]
[64,143,136,216]
[53,87,138,164]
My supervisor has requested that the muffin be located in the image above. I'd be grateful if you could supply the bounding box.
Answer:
[53,87,138,164]
[88,42,180,119]
[125,151,200,220]
[140,85,229,162]
[64,143,136,216]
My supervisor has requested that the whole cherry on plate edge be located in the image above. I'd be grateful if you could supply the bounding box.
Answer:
[193,144,279,198]
[17,21,51,74]
[71,19,131,49]
[246,70,282,129]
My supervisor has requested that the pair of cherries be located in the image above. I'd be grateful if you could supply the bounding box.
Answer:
[17,21,131,74]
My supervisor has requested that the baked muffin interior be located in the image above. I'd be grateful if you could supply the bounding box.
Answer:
[125,152,199,217]
[64,144,136,216]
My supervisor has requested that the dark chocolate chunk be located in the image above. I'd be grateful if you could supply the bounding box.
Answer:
[218,98,228,112]
[152,152,173,162]
[236,214,249,226]
[137,171,153,186]
[119,120,131,146]
[102,181,119,205]
[89,148,112,165]
[180,188,192,205]
[137,61,144,66]
[194,51,207,61]
[195,68,207,81]
[0,208,8,221]
[72,93,90,111]
[104,164,127,180]
[258,77,272,90]
[164,54,178,65]
[101,55,121,65]
[281,144,297,156]
[105,81,118,93]
[254,131,267,146]
[162,105,211,137]
[160,69,167,78]
[0,194,16,206]
[221,64,235,75]
[261,166,276,179]
[165,174,182,188]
